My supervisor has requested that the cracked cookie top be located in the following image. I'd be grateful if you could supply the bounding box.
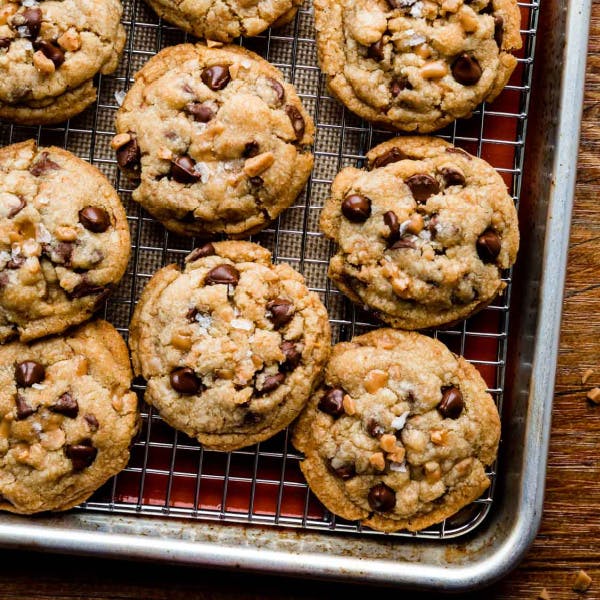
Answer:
[143,0,302,43]
[129,241,330,452]
[292,328,500,532]
[0,140,131,343]
[314,0,522,132]
[0,320,139,514]
[114,43,315,238]
[320,137,519,330]
[0,0,125,122]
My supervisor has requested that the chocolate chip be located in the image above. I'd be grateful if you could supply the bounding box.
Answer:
[405,174,440,203]
[440,167,466,187]
[36,40,65,68]
[15,361,45,387]
[201,65,231,90]
[383,211,400,243]
[366,418,385,438]
[185,308,199,322]
[451,53,483,86]
[116,136,141,171]
[205,264,239,286]
[79,206,110,233]
[438,386,464,419]
[255,372,286,396]
[243,141,260,158]
[170,367,202,394]
[29,152,60,176]
[390,238,417,250]
[50,392,79,418]
[341,194,371,222]
[494,15,504,48]
[317,388,344,417]
[65,439,97,472]
[186,243,216,263]
[285,105,305,140]
[13,7,42,39]
[371,147,406,169]
[268,77,285,105]
[68,281,110,300]
[84,414,99,431]
[249,176,263,188]
[15,394,35,420]
[330,462,356,480]
[391,76,412,96]
[280,340,302,371]
[367,38,385,61]
[170,155,201,184]
[368,483,396,512]
[185,102,215,122]
[476,229,501,262]
[0,38,11,50]
[7,198,25,218]
[6,256,25,269]
[266,298,294,329]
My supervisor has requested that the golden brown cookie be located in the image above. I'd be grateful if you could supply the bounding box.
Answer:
[129,241,330,452]
[292,328,500,532]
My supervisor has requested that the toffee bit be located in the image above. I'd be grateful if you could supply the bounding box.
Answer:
[572,569,592,592]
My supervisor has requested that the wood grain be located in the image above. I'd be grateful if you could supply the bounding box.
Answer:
[0,5,599,600]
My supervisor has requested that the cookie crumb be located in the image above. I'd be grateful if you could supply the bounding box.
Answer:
[572,569,592,592]
[538,588,551,600]
[582,368,594,384]
[586,388,600,404]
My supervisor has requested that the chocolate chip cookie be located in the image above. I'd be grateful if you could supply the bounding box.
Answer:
[320,136,519,330]
[314,0,522,132]
[0,319,139,514]
[113,43,314,238]
[143,0,301,43]
[0,140,131,343]
[292,328,500,532]
[0,0,126,125]
[129,241,330,452]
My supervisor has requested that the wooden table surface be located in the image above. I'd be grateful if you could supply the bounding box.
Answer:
[0,5,598,600]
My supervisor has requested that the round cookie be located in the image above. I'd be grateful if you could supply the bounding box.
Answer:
[0,319,139,514]
[292,328,500,533]
[129,241,330,452]
[320,136,519,330]
[0,0,126,125]
[143,0,302,43]
[314,0,522,132]
[0,140,131,344]
[113,43,314,238]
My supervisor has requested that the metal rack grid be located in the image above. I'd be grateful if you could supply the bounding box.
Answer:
[0,0,540,540]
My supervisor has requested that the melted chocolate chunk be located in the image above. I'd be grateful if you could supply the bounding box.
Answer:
[268,77,285,105]
[0,38,11,50]
[201,65,231,90]
[170,367,202,394]
[170,156,201,184]
[405,174,440,203]
[79,207,110,233]
[371,147,406,169]
[366,418,385,438]
[84,414,99,431]
[438,386,465,419]
[285,105,305,140]
[68,281,110,300]
[318,388,344,417]
[266,298,294,329]
[383,211,400,242]
[255,372,286,396]
[451,53,483,86]
[390,238,416,250]
[185,102,215,122]
[185,307,199,322]
[330,461,356,480]
[15,394,35,420]
[116,136,141,171]
[204,264,240,286]
[15,361,45,387]
[243,141,260,158]
[476,229,501,263]
[29,152,60,177]
[368,483,396,512]
[280,341,302,371]
[185,243,216,263]
[445,147,472,159]
[36,40,65,67]
[12,7,42,39]
[368,38,385,61]
[7,198,25,218]
[494,15,504,48]
[50,392,79,418]
[390,76,412,96]
[341,194,371,222]
[440,167,466,187]
[65,439,97,472]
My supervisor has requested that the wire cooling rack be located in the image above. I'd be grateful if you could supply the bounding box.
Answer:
[0,0,540,539]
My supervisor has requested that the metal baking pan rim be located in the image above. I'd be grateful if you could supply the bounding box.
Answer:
[0,0,590,590]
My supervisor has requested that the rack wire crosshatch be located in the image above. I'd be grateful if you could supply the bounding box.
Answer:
[0,0,539,540]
